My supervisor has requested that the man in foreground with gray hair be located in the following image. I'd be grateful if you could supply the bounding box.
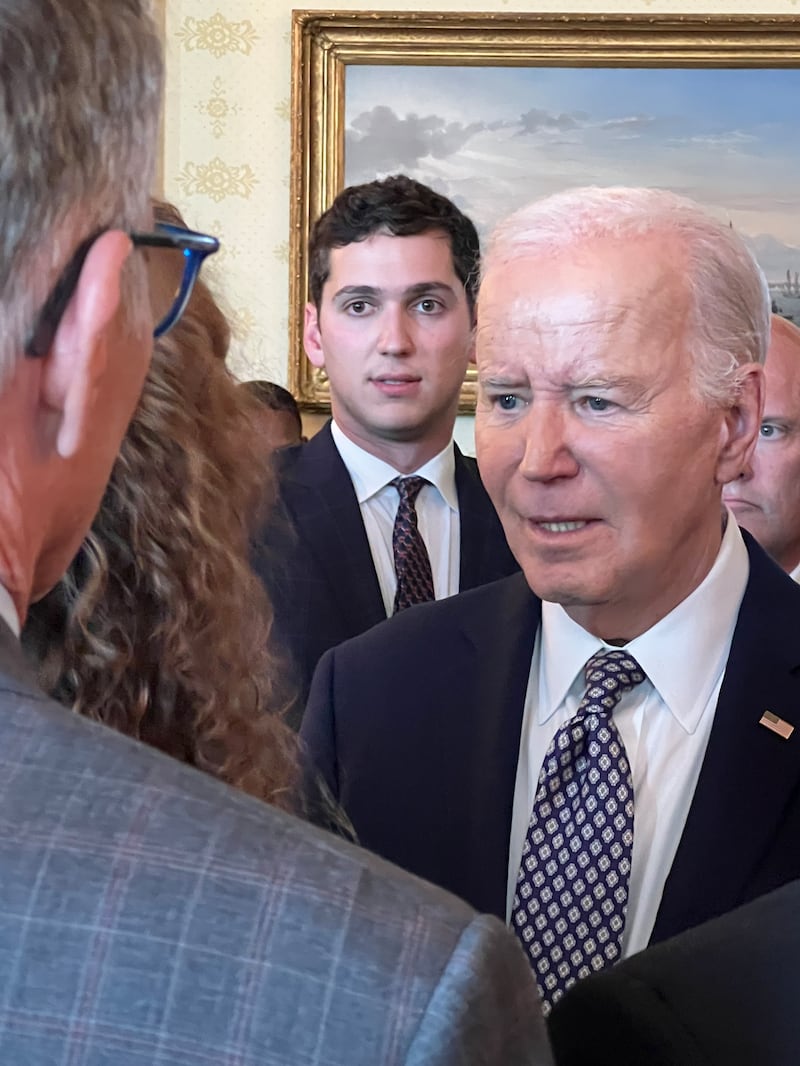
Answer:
[0,2,550,1062]
[303,185,800,1014]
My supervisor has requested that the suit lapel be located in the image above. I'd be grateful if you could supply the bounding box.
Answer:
[652,534,800,942]
[455,447,485,588]
[280,424,385,632]
[454,445,518,591]
[450,573,542,917]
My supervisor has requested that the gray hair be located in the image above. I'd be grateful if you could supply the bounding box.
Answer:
[482,186,770,406]
[0,0,163,380]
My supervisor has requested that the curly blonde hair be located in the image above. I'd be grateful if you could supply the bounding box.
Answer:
[24,203,302,812]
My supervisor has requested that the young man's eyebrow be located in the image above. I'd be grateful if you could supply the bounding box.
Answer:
[331,281,458,302]
[331,284,380,301]
[403,281,457,300]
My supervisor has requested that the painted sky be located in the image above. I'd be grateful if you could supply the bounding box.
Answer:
[345,66,800,283]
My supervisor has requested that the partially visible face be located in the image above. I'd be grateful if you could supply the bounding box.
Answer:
[475,234,755,640]
[304,231,473,460]
[723,317,800,572]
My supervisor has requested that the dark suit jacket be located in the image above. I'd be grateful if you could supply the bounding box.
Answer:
[0,618,552,1065]
[548,879,800,1066]
[255,422,518,723]
[302,532,800,945]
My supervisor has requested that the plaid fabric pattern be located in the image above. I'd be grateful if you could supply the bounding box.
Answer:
[0,624,550,1066]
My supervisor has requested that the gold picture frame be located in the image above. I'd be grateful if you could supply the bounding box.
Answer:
[289,10,800,411]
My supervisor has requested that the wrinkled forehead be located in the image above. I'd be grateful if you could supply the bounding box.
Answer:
[476,236,688,363]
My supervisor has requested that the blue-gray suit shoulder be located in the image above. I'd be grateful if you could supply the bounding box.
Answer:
[0,623,549,1065]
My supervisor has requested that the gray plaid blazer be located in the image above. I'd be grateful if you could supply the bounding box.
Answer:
[0,621,551,1065]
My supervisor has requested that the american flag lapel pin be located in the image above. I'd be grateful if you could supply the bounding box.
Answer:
[759,711,795,740]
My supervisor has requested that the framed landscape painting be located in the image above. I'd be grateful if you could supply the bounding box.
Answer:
[289,12,800,409]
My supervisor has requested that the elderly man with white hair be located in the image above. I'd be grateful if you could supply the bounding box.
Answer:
[303,184,800,1015]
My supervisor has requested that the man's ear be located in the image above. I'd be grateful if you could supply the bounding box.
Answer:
[40,231,132,459]
[303,302,325,369]
[716,363,765,485]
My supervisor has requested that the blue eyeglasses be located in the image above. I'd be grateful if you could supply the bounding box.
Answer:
[24,222,220,358]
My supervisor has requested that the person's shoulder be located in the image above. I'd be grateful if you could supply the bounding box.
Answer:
[5,687,499,945]
[0,687,551,1063]
[453,447,484,492]
[331,572,533,661]
[741,529,800,616]
[259,435,326,543]
[273,423,334,480]
[0,680,455,914]
[549,881,800,1066]
[274,436,310,469]
[454,447,479,473]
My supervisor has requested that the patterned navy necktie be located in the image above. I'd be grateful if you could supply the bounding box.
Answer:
[391,476,435,614]
[512,649,646,1014]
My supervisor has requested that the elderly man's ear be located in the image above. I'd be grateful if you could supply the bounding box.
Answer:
[37,231,133,459]
[716,363,765,485]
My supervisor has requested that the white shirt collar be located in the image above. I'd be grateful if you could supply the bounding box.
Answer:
[0,581,20,638]
[790,559,800,584]
[539,508,749,734]
[330,420,458,511]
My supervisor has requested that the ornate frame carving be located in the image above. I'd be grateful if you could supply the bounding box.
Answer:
[289,11,800,410]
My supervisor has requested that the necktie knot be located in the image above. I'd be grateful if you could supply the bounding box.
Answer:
[580,649,646,718]
[391,475,428,507]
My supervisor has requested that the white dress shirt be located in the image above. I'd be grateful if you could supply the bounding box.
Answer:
[790,560,800,584]
[507,512,749,956]
[331,421,460,617]
[0,581,20,638]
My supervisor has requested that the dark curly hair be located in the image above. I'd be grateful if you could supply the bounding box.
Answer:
[308,174,480,318]
[23,200,303,813]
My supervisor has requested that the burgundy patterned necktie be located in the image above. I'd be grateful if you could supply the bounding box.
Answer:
[391,476,435,614]
[512,649,646,1014]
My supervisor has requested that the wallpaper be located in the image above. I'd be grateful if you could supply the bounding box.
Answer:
[162,0,798,413]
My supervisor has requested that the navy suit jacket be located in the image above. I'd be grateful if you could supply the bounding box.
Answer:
[255,422,518,724]
[302,532,800,945]
[548,878,800,1066]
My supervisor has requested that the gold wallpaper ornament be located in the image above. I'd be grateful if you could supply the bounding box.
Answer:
[229,306,257,341]
[207,218,237,265]
[176,12,258,58]
[197,77,240,139]
[177,156,257,203]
